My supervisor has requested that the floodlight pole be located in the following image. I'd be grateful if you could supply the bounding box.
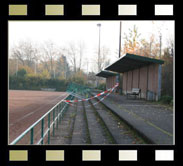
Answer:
[118,21,122,94]
[64,62,67,79]
[97,23,101,72]
[34,60,37,74]
[54,68,55,79]
[159,33,162,59]
[97,23,101,88]
[119,21,122,58]
[16,58,18,76]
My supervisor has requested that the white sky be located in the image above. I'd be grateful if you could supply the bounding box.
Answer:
[9,21,174,72]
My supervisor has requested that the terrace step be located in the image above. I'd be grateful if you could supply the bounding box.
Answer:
[71,102,89,144]
[90,99,144,144]
[93,93,173,144]
[50,103,77,144]
[83,101,112,144]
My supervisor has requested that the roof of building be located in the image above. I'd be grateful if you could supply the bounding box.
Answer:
[105,53,164,73]
[96,70,118,78]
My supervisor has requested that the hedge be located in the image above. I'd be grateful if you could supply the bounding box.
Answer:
[9,75,68,91]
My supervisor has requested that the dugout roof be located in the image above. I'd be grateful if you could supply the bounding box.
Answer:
[105,53,164,73]
[96,70,118,78]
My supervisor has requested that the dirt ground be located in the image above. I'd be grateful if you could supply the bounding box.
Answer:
[9,90,68,144]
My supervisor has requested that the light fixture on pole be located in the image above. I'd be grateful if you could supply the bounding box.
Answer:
[97,23,101,88]
[118,21,122,94]
[97,23,101,72]
[119,21,122,58]
[159,33,162,59]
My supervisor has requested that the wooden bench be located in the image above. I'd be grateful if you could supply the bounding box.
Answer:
[126,88,141,99]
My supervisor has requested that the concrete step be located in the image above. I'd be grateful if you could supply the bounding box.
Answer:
[90,99,145,144]
[50,104,76,144]
[94,93,173,144]
[71,102,89,144]
[84,101,112,144]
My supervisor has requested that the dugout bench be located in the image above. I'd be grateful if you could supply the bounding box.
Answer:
[126,88,141,99]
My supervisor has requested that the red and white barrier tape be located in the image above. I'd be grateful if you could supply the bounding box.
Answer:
[67,83,118,107]
[64,83,119,103]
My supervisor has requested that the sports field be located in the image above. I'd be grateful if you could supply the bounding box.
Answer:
[9,90,68,144]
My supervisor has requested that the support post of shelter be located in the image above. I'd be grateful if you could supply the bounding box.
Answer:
[157,64,162,101]
[131,70,133,89]
[146,66,149,100]
[126,72,128,94]
[138,68,140,88]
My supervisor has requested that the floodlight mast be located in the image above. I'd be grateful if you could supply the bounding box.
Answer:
[96,23,101,88]
[119,21,122,58]
[97,23,101,73]
[118,21,122,94]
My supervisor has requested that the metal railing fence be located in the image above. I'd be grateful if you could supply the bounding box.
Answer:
[10,94,73,145]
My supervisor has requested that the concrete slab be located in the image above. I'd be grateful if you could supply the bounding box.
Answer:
[93,93,173,144]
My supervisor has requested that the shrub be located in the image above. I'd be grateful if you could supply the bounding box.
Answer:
[169,99,173,106]
[160,95,173,105]
[9,75,68,91]
[17,68,27,77]
[97,83,106,90]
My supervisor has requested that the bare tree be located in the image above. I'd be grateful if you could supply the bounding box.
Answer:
[33,47,41,74]
[78,41,86,72]
[64,43,78,73]
[55,50,70,79]
[93,46,111,73]
[166,36,174,57]
[62,41,87,74]
[10,43,26,66]
[22,41,35,67]
[161,46,173,97]
[41,41,58,78]
[10,41,40,75]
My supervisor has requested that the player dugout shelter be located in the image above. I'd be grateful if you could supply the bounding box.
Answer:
[105,53,164,101]
[96,70,118,90]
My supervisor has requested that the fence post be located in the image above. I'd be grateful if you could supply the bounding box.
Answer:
[63,102,66,114]
[53,108,55,136]
[41,118,44,144]
[48,113,50,144]
[59,103,62,124]
[30,128,34,144]
[56,105,59,129]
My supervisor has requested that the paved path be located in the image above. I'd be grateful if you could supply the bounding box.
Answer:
[50,94,146,145]
[71,102,89,144]
[90,99,144,144]
[95,93,173,144]
[84,101,112,144]
[50,104,76,144]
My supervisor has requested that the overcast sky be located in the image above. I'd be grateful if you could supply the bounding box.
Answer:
[9,21,174,72]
